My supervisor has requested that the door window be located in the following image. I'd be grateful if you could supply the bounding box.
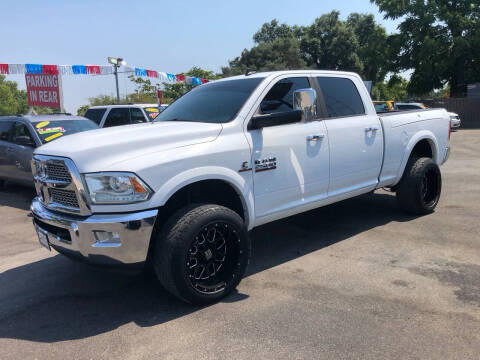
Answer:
[84,108,106,125]
[259,77,310,115]
[130,108,146,123]
[0,121,13,141]
[103,108,130,127]
[12,123,35,145]
[316,77,365,118]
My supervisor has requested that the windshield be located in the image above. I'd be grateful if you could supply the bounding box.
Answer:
[32,119,98,143]
[155,78,264,123]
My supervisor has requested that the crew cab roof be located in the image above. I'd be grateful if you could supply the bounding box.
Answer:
[0,114,87,122]
[216,69,362,82]
[88,104,159,109]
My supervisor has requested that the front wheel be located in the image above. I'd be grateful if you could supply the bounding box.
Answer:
[396,157,442,214]
[153,204,251,304]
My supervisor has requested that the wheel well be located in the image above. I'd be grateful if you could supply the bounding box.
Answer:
[410,139,433,159]
[156,179,246,226]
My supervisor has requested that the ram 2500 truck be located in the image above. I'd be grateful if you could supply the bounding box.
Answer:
[30,70,451,304]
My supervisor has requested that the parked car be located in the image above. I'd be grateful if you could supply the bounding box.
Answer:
[396,102,461,130]
[373,100,397,112]
[31,70,451,305]
[83,104,168,128]
[0,114,98,188]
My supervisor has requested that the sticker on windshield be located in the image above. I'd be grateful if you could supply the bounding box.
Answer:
[147,112,159,119]
[37,127,65,135]
[145,108,159,113]
[36,121,50,128]
[44,132,63,142]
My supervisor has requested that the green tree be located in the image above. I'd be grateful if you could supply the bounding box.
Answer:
[0,75,29,115]
[371,74,409,101]
[161,67,221,102]
[222,37,307,76]
[372,0,480,97]
[347,13,390,83]
[301,11,363,73]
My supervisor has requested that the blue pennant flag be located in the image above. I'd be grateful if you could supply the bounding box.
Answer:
[25,64,42,74]
[72,65,87,74]
[166,73,176,82]
[192,77,202,86]
[135,68,147,77]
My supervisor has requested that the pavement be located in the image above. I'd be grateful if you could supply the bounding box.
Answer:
[0,130,479,360]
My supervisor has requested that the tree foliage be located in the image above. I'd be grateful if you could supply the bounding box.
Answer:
[222,11,390,83]
[372,0,480,96]
[371,74,409,101]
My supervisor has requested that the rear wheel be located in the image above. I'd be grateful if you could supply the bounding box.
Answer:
[153,204,251,304]
[396,157,442,214]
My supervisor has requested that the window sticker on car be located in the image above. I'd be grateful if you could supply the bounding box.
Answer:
[36,121,50,128]
[44,132,63,142]
[145,108,159,112]
[37,127,65,135]
[148,112,159,119]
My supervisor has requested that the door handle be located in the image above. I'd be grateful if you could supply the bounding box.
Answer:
[307,134,325,141]
[365,126,379,132]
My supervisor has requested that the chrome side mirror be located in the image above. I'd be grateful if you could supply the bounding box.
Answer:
[293,88,317,121]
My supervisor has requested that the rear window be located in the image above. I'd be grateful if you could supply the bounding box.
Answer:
[397,104,422,110]
[32,119,98,143]
[84,108,106,125]
[317,77,365,118]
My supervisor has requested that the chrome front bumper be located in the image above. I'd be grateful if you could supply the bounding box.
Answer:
[31,197,158,267]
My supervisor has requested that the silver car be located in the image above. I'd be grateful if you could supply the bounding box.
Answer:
[0,114,98,189]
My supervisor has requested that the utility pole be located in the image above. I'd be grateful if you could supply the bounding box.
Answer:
[108,57,126,104]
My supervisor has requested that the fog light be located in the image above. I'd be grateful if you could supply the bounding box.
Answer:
[92,231,121,247]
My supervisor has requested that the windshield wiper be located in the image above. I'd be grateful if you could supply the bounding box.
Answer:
[161,118,197,122]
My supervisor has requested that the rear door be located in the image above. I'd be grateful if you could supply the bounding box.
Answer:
[84,108,107,125]
[315,76,383,196]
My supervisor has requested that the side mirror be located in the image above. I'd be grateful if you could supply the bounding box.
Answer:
[293,88,317,122]
[248,110,302,130]
[15,136,36,147]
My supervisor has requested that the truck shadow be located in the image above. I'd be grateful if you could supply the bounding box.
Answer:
[0,192,418,343]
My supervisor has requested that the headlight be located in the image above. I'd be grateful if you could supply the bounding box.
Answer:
[84,172,153,204]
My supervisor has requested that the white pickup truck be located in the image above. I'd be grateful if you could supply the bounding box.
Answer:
[31,70,451,304]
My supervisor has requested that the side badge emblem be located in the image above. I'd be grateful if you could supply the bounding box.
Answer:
[238,161,252,173]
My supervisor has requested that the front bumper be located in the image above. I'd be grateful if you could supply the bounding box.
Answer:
[31,197,158,267]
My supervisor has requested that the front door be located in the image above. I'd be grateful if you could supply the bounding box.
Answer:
[315,76,383,196]
[8,122,35,184]
[248,76,330,222]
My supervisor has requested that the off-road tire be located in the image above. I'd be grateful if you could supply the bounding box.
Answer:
[153,204,251,304]
[396,157,442,214]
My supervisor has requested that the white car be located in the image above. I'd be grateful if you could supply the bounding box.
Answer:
[83,103,168,128]
[31,70,451,304]
[396,102,461,130]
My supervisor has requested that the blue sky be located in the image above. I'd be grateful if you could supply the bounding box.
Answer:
[1,0,400,113]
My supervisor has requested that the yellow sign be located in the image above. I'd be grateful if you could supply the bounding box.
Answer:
[45,132,63,142]
[36,121,50,128]
[145,107,159,113]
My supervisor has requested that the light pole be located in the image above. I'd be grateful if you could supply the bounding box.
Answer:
[108,57,126,103]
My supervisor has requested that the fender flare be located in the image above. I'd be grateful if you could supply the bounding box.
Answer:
[149,166,255,229]
[392,131,439,186]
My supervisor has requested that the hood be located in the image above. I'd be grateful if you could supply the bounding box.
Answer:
[35,121,222,172]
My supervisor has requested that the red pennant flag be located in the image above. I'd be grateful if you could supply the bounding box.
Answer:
[175,74,185,82]
[0,64,9,74]
[86,65,101,75]
[146,70,158,78]
[201,78,209,84]
[42,64,58,74]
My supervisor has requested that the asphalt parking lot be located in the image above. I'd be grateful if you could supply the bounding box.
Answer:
[0,130,479,360]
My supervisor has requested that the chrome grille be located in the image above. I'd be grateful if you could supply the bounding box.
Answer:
[46,162,71,182]
[49,188,80,209]
[33,155,90,215]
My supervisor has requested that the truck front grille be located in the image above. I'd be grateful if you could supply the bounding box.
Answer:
[46,162,72,182]
[49,188,80,209]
